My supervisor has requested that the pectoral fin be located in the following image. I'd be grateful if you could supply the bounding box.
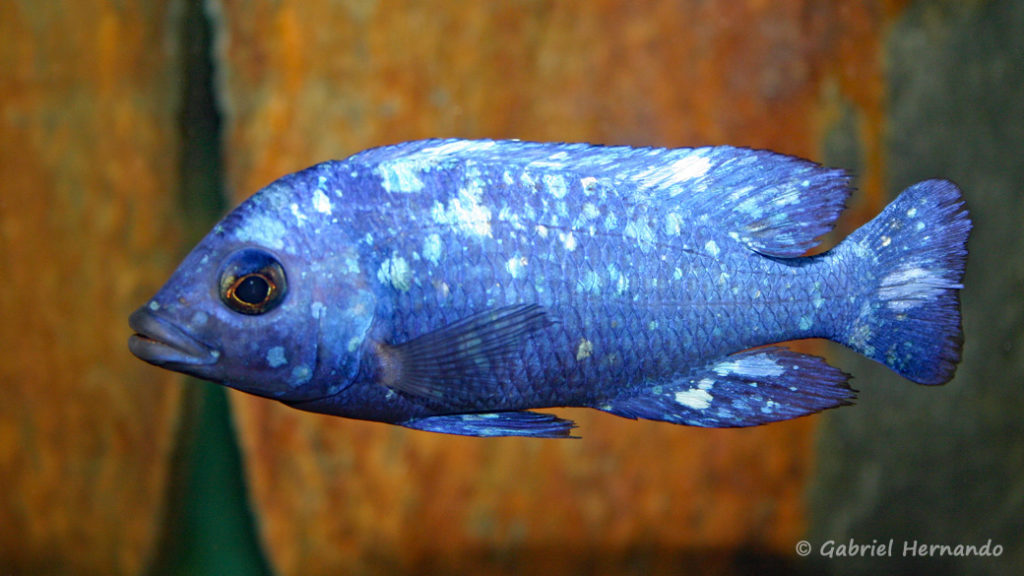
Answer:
[375,304,553,400]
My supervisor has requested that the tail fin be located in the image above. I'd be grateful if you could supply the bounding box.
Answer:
[838,179,970,385]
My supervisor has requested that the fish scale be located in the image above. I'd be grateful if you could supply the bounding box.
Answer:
[387,225,822,409]
[128,139,970,437]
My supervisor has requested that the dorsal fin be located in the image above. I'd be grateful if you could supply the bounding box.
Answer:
[658,147,852,257]
[352,139,851,257]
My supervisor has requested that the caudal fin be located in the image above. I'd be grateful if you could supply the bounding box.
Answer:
[838,179,971,385]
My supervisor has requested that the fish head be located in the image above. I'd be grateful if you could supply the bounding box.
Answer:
[129,171,375,402]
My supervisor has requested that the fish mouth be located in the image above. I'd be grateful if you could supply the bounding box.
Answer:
[129,307,219,368]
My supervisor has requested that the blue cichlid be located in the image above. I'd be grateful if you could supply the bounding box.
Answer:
[129,139,970,438]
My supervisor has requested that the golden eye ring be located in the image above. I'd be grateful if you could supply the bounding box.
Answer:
[226,273,275,312]
[218,249,288,315]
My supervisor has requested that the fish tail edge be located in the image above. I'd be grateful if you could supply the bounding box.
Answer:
[837,179,971,385]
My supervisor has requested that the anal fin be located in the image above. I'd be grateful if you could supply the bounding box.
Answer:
[605,347,855,427]
[401,411,577,438]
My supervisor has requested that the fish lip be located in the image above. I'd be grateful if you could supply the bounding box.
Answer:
[128,307,219,367]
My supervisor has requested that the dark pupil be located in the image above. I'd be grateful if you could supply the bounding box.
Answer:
[235,275,270,305]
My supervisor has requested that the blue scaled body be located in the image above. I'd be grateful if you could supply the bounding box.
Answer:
[129,139,971,437]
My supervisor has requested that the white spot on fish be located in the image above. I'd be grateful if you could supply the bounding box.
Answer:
[543,173,568,199]
[342,256,361,275]
[674,388,713,411]
[575,338,593,361]
[812,293,824,309]
[606,263,630,296]
[774,188,801,206]
[289,203,308,225]
[605,263,629,296]
[520,170,536,188]
[311,301,326,320]
[879,265,958,311]
[376,160,425,193]
[799,316,813,330]
[377,254,413,292]
[422,233,443,266]
[535,224,549,238]
[559,231,577,252]
[705,240,720,257]
[313,189,332,215]
[669,154,712,183]
[461,413,500,422]
[148,301,160,312]
[576,269,602,294]
[714,355,784,378]
[266,346,287,368]
[431,177,492,237]
[506,254,527,279]
[624,218,656,253]
[190,311,208,326]
[347,336,362,353]
[233,211,288,250]
[850,240,871,259]
[603,212,618,231]
[497,205,526,230]
[580,176,598,195]
[736,196,764,218]
[290,365,312,385]
[665,212,683,236]
[641,153,713,189]
[906,207,918,218]
[433,279,451,300]
[847,303,876,356]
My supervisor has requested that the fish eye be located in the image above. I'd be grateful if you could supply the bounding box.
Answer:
[232,274,272,305]
[218,249,288,315]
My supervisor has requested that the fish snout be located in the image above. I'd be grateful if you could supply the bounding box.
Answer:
[128,307,220,368]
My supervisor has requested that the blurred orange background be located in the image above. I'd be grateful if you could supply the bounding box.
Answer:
[2,1,1020,575]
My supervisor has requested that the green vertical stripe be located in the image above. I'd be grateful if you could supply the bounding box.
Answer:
[147,0,271,574]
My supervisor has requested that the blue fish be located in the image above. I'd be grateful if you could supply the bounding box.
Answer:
[129,139,970,438]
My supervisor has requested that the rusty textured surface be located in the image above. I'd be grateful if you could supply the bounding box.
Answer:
[212,1,896,574]
[0,2,185,574]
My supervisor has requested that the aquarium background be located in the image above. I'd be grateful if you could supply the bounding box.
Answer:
[1,1,1021,575]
